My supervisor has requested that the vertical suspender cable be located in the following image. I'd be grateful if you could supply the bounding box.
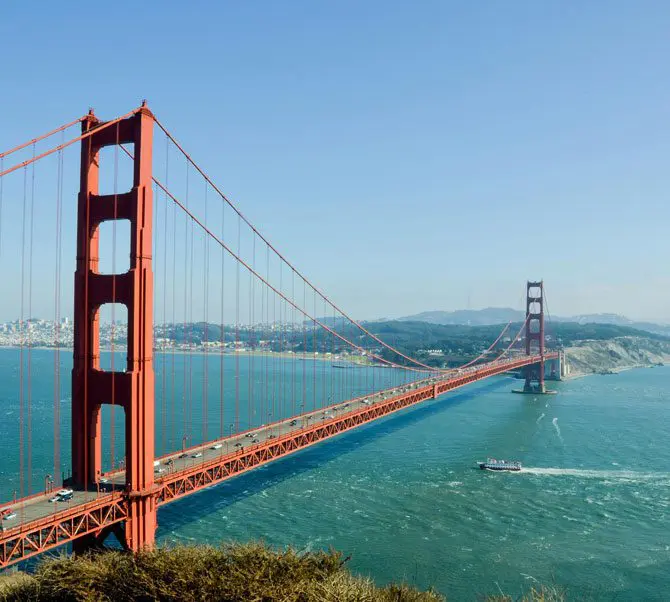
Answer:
[220,189,225,439]
[182,159,189,445]
[203,182,209,445]
[312,289,316,411]
[330,302,334,404]
[19,165,27,501]
[279,264,284,421]
[249,236,255,428]
[272,267,276,424]
[53,140,64,484]
[188,179,194,443]
[322,297,326,406]
[291,269,295,419]
[235,215,240,432]
[170,144,177,451]
[27,144,36,494]
[161,149,168,455]
[302,280,306,417]
[265,245,270,427]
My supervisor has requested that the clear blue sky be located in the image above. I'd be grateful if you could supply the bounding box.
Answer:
[1,1,669,322]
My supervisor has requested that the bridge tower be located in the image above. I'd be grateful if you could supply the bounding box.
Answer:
[523,280,546,393]
[71,105,156,552]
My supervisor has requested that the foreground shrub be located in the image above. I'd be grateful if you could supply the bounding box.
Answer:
[0,542,444,602]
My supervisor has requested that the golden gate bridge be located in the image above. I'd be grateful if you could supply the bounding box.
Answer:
[0,104,557,568]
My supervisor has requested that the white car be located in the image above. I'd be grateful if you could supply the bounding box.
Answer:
[49,489,74,503]
[191,452,203,458]
[210,444,222,450]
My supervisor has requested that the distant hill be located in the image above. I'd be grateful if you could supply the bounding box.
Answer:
[397,308,670,337]
[398,308,524,326]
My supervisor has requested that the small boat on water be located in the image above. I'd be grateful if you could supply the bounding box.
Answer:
[478,458,522,472]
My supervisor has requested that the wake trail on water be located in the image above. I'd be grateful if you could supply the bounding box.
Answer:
[520,467,670,480]
[536,413,545,424]
[552,417,563,442]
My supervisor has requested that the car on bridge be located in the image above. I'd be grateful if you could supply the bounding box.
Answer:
[1,508,16,521]
[49,489,73,503]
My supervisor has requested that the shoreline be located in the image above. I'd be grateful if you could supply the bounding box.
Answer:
[3,345,667,377]
[563,362,667,381]
[0,345,374,366]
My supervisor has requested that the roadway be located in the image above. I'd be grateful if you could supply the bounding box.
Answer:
[0,371,445,532]
[0,354,538,534]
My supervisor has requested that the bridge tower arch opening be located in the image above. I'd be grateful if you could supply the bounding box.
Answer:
[523,280,546,394]
[71,105,156,553]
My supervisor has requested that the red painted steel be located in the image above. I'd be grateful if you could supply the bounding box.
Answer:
[157,354,553,505]
[0,353,555,568]
[0,495,127,569]
[71,105,156,553]
[524,281,546,392]
[0,106,561,570]
[0,109,139,179]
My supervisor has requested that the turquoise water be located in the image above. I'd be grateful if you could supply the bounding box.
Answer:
[1,348,669,599]
[0,348,418,495]
[157,367,670,600]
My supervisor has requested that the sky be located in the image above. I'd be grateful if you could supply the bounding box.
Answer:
[1,1,669,323]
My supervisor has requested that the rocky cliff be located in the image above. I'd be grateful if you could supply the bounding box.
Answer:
[564,336,670,377]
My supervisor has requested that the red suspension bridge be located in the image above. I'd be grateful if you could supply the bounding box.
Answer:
[0,105,557,568]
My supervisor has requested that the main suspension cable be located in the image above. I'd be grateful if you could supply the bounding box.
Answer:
[151,116,440,372]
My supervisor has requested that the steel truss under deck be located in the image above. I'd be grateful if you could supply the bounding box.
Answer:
[0,352,555,569]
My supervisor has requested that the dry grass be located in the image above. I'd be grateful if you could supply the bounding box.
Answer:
[0,542,444,602]
[0,574,32,595]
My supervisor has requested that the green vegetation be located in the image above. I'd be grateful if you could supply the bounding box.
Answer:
[0,543,442,602]
[158,319,670,369]
[367,320,670,368]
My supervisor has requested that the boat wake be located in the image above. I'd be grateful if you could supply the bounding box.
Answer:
[552,417,563,442]
[520,467,670,480]
[536,413,545,424]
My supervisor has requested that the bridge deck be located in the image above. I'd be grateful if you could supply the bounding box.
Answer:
[0,353,556,568]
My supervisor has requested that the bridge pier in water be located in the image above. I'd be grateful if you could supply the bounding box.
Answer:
[71,105,157,553]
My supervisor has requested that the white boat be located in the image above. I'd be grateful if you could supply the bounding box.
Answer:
[477,458,521,472]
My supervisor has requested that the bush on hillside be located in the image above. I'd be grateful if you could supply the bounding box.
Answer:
[0,542,443,602]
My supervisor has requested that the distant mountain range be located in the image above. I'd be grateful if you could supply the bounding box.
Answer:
[395,307,670,337]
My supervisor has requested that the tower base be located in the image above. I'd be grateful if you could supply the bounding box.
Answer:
[512,386,557,395]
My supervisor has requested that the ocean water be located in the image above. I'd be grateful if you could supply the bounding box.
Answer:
[157,366,670,600]
[1,348,669,599]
